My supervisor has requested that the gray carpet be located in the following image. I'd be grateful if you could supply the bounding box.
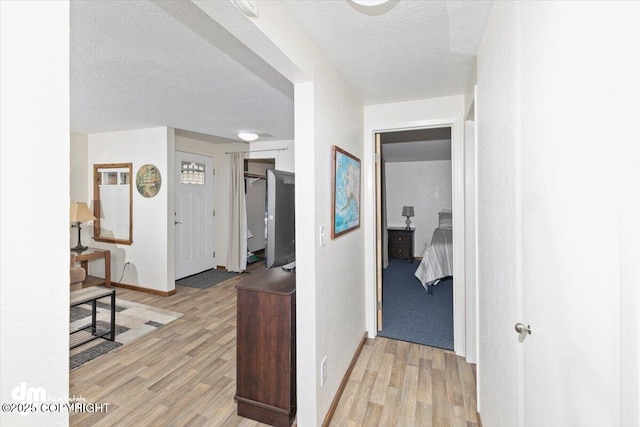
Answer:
[176,268,241,289]
[378,258,454,350]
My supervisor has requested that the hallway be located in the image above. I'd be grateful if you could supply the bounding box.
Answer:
[330,337,477,426]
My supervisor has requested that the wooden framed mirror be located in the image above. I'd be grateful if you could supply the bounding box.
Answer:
[93,163,133,245]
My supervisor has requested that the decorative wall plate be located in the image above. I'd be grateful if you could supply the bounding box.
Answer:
[136,164,161,198]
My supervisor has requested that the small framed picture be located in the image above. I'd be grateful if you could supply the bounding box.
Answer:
[331,145,361,238]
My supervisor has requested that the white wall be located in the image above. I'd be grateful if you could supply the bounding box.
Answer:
[193,3,367,423]
[87,127,174,293]
[308,60,365,421]
[0,2,70,425]
[70,133,89,202]
[192,4,368,424]
[70,132,90,248]
[364,95,466,354]
[249,139,295,172]
[385,160,452,256]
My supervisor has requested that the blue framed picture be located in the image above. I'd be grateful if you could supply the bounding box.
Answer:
[332,145,361,238]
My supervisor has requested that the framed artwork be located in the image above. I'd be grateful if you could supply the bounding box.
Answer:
[136,164,162,198]
[332,145,361,238]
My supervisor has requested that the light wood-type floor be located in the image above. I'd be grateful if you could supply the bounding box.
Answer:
[70,266,477,427]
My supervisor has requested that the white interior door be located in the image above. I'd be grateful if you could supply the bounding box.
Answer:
[175,151,215,279]
[519,3,628,426]
[477,3,638,426]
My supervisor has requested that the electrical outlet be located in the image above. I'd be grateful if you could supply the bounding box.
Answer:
[125,261,133,269]
[321,356,328,387]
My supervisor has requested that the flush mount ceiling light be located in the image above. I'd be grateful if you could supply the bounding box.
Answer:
[351,0,389,6]
[231,0,258,18]
[238,132,259,142]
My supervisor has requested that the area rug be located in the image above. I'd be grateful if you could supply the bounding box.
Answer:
[70,298,182,370]
[175,268,241,289]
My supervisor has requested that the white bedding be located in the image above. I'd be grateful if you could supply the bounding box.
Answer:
[414,227,453,291]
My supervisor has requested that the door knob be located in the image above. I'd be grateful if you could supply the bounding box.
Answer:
[515,322,531,342]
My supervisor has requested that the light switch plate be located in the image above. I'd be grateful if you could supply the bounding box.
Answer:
[319,225,326,247]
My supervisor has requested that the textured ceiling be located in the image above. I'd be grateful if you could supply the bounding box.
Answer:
[70,0,294,140]
[283,0,493,103]
[71,0,492,141]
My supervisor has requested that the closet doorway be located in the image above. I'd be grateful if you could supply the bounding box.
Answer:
[376,127,455,350]
[244,158,275,263]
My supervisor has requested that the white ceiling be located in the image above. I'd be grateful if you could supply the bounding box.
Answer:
[70,0,294,140]
[70,0,492,141]
[282,0,493,104]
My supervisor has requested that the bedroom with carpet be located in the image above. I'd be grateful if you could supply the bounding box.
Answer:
[378,128,454,350]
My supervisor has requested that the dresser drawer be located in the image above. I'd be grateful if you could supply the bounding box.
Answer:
[389,232,412,243]
[389,245,409,258]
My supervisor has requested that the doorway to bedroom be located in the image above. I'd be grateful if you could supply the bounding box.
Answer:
[376,127,454,350]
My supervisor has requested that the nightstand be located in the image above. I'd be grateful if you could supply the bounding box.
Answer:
[388,227,415,263]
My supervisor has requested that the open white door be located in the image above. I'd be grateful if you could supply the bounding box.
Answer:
[174,151,215,279]
[478,2,638,426]
[518,3,634,425]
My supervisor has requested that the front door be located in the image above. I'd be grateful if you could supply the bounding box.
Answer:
[174,151,215,279]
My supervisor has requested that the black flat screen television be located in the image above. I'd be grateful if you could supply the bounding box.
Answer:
[265,169,295,270]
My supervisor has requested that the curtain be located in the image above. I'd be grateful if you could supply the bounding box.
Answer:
[226,152,247,272]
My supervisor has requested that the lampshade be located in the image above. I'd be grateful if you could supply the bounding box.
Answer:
[402,206,415,217]
[70,202,96,223]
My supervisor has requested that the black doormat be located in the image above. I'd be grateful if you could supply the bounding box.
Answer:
[176,268,241,289]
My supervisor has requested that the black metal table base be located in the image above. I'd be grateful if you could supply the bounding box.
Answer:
[70,287,116,349]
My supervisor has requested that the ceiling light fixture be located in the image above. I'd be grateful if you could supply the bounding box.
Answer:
[238,132,259,142]
[351,0,389,6]
[231,0,259,18]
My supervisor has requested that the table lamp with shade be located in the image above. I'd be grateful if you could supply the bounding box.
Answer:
[402,206,415,230]
[70,202,96,252]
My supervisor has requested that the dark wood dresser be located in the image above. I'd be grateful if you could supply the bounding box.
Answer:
[235,268,296,427]
[388,227,415,263]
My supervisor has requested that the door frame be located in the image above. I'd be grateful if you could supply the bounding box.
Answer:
[367,116,467,356]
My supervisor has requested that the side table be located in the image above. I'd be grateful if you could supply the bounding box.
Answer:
[388,227,415,263]
[73,248,111,288]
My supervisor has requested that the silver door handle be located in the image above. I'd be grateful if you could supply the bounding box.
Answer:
[515,322,532,342]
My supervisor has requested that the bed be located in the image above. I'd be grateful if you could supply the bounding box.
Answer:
[414,211,453,294]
